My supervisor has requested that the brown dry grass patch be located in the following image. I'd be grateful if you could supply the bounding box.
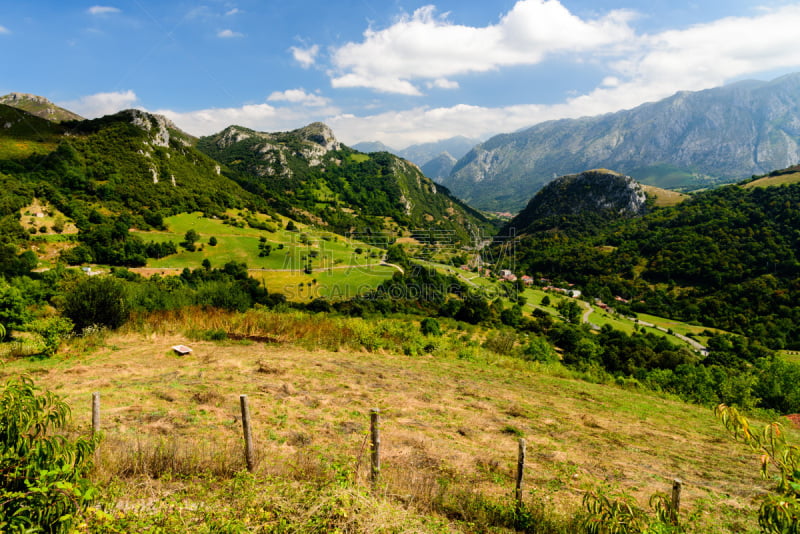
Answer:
[0,322,779,531]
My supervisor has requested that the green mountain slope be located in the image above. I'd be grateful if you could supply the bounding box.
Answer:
[0,93,84,122]
[0,104,66,158]
[502,170,800,349]
[197,123,494,245]
[503,169,647,236]
[5,109,265,219]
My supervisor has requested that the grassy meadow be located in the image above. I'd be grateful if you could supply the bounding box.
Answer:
[135,212,397,301]
[0,308,785,532]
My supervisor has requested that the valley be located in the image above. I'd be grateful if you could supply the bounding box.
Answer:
[2,89,800,533]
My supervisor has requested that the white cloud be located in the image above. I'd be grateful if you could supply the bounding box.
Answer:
[0,25,9,34]
[60,90,138,118]
[290,44,319,69]
[328,104,539,148]
[267,89,330,107]
[225,8,240,16]
[328,3,800,146]
[60,5,800,154]
[217,29,243,38]
[156,104,278,136]
[330,0,635,94]
[87,6,120,15]
[426,78,459,90]
[155,99,342,137]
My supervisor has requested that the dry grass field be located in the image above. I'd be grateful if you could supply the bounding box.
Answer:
[0,310,781,532]
[641,185,689,207]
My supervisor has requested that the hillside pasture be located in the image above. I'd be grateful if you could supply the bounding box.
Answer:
[743,171,800,189]
[134,212,395,301]
[0,313,778,532]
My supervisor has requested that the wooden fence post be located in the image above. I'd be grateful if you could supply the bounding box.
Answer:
[370,408,381,489]
[670,478,682,524]
[515,438,526,510]
[91,392,100,437]
[240,394,255,472]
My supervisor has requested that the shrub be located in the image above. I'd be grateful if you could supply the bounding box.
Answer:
[62,276,130,332]
[0,376,99,533]
[28,316,74,357]
[420,317,441,336]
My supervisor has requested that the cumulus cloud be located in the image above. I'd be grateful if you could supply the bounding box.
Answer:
[156,104,278,136]
[330,0,635,94]
[217,29,243,38]
[267,89,330,107]
[291,44,319,69]
[329,2,800,147]
[155,98,342,137]
[426,78,459,90]
[60,90,138,118]
[87,6,120,15]
[64,4,800,151]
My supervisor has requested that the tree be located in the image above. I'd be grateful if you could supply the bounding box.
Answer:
[0,278,30,333]
[0,376,98,533]
[62,276,130,332]
[181,229,200,251]
[557,298,582,324]
[208,236,218,246]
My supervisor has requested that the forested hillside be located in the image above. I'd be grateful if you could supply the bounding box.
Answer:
[504,177,800,349]
[198,124,493,244]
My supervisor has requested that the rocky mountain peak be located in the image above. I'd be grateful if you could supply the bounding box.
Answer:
[294,122,341,152]
[1,92,49,105]
[506,169,647,234]
[122,109,190,147]
[0,92,84,122]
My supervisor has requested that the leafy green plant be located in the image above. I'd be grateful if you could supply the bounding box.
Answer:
[28,316,74,357]
[715,404,800,533]
[582,484,684,534]
[0,376,99,533]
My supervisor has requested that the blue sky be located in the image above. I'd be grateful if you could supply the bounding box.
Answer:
[2,1,800,148]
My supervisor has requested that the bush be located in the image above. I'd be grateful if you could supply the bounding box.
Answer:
[62,276,130,332]
[0,376,99,533]
[420,317,441,336]
[28,316,74,357]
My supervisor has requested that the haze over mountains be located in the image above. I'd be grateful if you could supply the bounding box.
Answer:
[352,136,481,179]
[440,73,800,212]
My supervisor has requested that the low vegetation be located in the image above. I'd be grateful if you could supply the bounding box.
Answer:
[0,309,788,532]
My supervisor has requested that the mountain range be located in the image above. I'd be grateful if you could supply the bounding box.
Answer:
[441,73,800,212]
[0,94,492,249]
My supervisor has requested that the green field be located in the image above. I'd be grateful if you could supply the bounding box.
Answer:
[136,212,396,301]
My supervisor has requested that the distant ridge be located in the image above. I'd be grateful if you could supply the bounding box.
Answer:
[0,93,84,122]
[444,73,800,211]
